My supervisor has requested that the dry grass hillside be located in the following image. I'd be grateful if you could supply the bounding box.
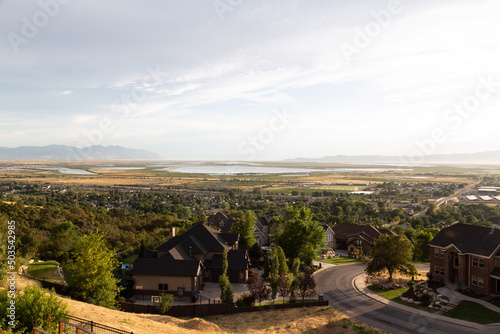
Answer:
[13,278,385,334]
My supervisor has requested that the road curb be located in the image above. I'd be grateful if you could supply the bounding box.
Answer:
[351,274,485,331]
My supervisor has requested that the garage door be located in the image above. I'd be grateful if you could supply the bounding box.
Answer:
[229,271,239,283]
[211,270,222,282]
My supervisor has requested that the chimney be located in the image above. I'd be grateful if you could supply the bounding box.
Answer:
[491,225,498,234]
[170,227,176,239]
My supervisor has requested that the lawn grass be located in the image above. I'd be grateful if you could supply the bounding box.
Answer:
[367,285,440,313]
[122,254,138,264]
[27,260,64,284]
[320,257,360,265]
[444,300,500,324]
[259,299,317,306]
[366,285,409,300]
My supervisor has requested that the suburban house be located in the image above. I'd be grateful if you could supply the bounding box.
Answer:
[254,212,285,247]
[429,223,500,295]
[322,223,335,249]
[331,223,393,255]
[207,211,335,250]
[207,211,240,231]
[132,223,248,300]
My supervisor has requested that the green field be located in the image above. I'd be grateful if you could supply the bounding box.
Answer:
[27,260,64,284]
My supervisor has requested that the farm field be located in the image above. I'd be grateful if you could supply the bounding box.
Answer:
[0,161,487,195]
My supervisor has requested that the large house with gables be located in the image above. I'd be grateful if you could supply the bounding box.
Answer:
[429,223,500,295]
[132,223,248,300]
[331,223,393,255]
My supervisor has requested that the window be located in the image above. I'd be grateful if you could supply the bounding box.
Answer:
[325,235,332,242]
[158,284,168,291]
[478,277,484,287]
[356,239,362,246]
[434,266,445,276]
[472,275,478,286]
[454,253,459,267]
[434,248,445,258]
[473,257,485,268]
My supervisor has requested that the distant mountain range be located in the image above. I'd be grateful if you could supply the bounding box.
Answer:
[0,145,162,161]
[286,150,500,165]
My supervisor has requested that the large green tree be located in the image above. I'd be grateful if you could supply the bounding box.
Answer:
[365,234,416,282]
[271,206,324,261]
[65,231,121,308]
[413,230,437,261]
[230,210,256,248]
[0,214,8,282]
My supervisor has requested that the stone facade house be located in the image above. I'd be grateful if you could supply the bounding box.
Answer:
[429,223,500,295]
[132,223,248,300]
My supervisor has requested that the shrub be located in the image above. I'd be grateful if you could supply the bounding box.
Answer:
[239,292,255,307]
[155,293,175,314]
[419,294,432,307]
[0,284,68,333]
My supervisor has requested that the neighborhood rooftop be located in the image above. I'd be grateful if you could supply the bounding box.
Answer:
[429,223,500,257]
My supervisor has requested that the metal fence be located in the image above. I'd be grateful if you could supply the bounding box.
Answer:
[59,320,94,334]
[66,315,133,334]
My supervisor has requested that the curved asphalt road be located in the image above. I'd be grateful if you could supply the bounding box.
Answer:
[315,263,480,334]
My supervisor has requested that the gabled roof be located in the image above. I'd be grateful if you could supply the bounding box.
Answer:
[132,252,201,277]
[156,223,231,254]
[429,223,500,257]
[332,223,392,240]
[206,250,248,271]
[257,211,285,226]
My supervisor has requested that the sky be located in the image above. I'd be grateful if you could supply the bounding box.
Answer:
[1,0,500,161]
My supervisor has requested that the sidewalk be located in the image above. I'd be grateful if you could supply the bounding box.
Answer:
[352,274,500,332]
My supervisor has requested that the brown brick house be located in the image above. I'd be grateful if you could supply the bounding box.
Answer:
[132,223,248,299]
[429,223,500,295]
[331,223,393,255]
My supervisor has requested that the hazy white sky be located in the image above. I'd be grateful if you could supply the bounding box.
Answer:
[1,0,500,160]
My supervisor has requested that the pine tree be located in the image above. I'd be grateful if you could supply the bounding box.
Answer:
[219,249,234,304]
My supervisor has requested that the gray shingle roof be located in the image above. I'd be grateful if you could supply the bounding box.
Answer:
[207,250,248,271]
[132,252,201,277]
[429,223,500,257]
[156,223,228,254]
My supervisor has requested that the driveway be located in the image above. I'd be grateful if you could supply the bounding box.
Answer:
[314,263,491,334]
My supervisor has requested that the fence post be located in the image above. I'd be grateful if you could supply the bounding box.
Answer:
[91,320,94,333]
[59,321,63,334]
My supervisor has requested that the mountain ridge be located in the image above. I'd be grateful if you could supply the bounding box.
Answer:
[0,145,162,161]
[286,150,500,165]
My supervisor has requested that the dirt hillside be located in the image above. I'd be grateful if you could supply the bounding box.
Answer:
[18,278,385,334]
